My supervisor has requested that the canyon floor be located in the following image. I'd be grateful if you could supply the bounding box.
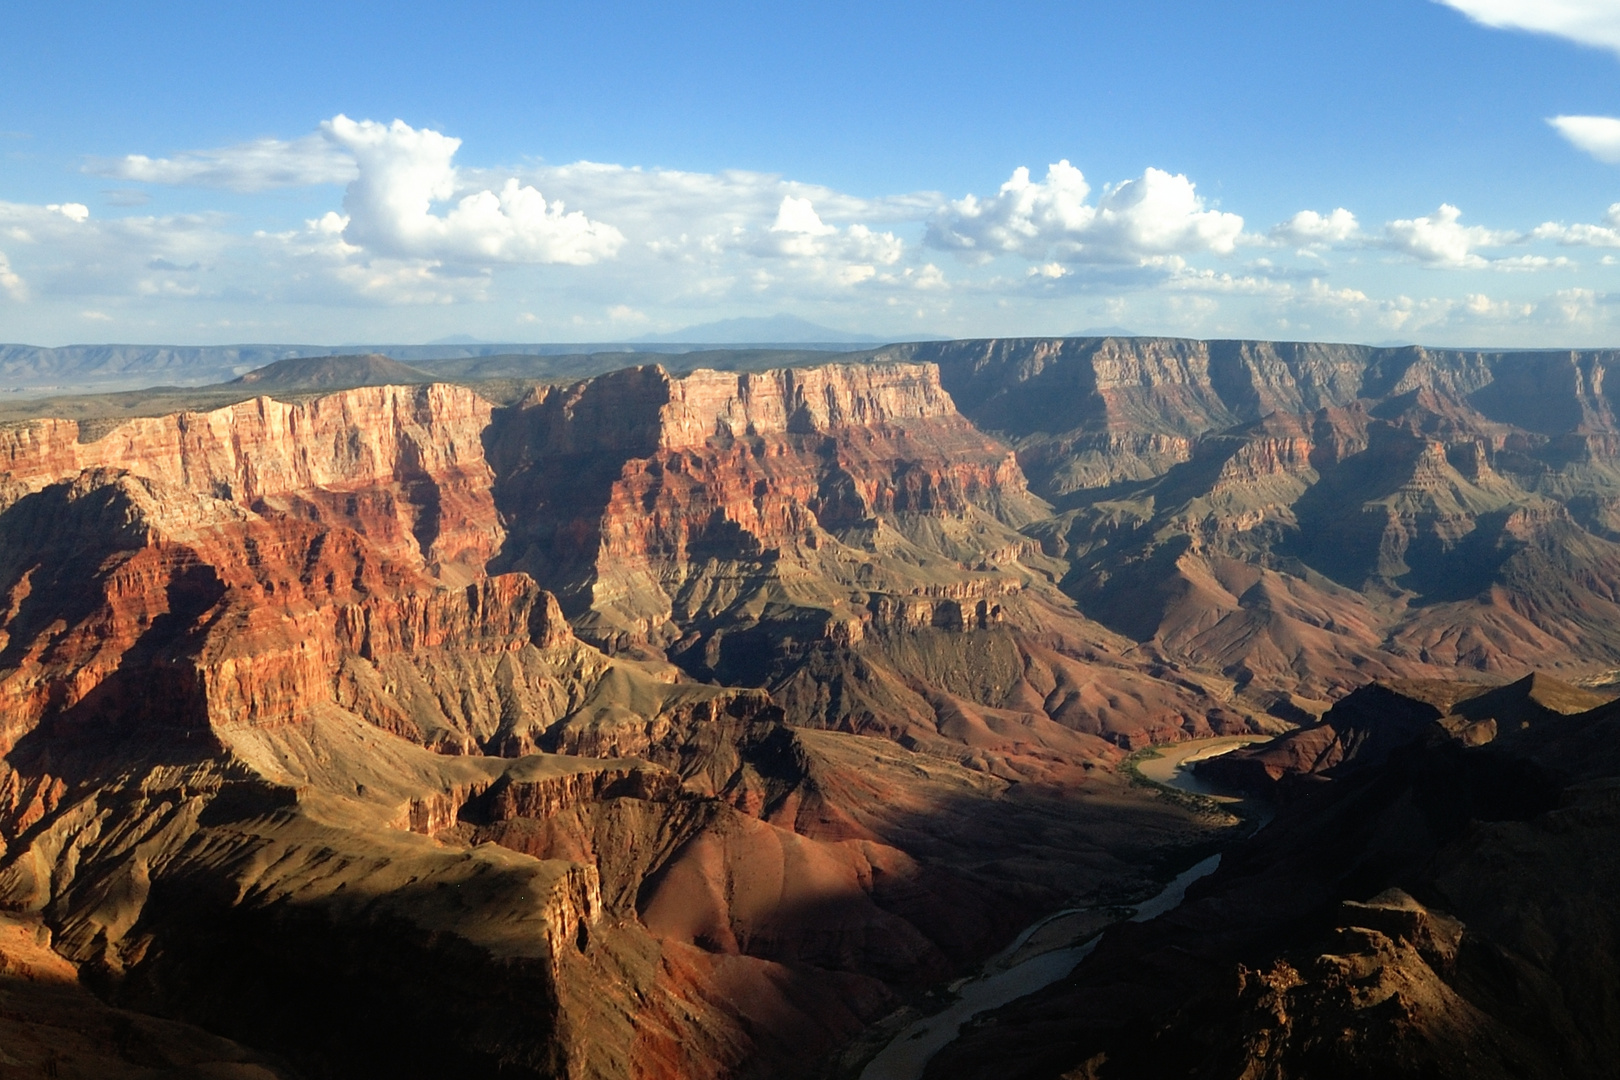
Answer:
[2,336,1619,1078]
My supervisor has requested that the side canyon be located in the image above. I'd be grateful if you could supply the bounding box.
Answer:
[3,337,1620,1078]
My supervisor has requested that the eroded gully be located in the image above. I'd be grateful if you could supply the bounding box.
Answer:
[857,735,1271,1080]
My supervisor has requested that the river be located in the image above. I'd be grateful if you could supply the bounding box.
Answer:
[857,736,1267,1080]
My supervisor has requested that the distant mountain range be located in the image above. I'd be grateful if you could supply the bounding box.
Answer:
[0,339,863,394]
[415,319,897,347]
[228,353,432,390]
[632,313,889,344]
[0,317,928,393]
[1065,325,1138,337]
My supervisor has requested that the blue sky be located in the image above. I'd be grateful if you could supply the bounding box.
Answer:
[5,0,1620,346]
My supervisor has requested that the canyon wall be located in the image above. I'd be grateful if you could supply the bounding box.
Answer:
[12,340,1620,1078]
[871,339,1620,710]
[0,359,1240,1079]
[0,382,502,579]
[486,362,1042,648]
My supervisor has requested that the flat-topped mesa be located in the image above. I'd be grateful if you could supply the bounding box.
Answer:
[0,383,502,580]
[881,338,1376,442]
[489,361,1042,648]
[877,338,1620,500]
[494,360,985,452]
[656,362,962,449]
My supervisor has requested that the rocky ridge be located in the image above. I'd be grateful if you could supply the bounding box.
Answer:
[875,338,1620,711]
[11,338,1620,1078]
[0,359,1242,1079]
[926,674,1620,1079]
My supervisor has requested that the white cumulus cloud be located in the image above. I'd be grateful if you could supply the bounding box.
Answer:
[320,115,624,265]
[1534,202,1620,245]
[1270,208,1360,247]
[772,196,837,240]
[1550,115,1620,164]
[926,161,1094,260]
[87,134,358,192]
[752,196,904,266]
[71,120,935,308]
[1436,0,1620,55]
[925,161,1243,265]
[22,113,1618,344]
[0,251,25,300]
[1383,204,1514,268]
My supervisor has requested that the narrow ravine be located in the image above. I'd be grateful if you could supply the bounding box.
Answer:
[858,737,1268,1080]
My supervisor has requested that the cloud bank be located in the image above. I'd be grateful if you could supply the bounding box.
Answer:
[320,116,624,265]
[89,134,358,192]
[5,113,1617,346]
[925,161,1244,264]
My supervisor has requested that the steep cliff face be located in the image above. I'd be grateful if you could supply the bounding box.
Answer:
[0,466,595,764]
[487,362,1041,646]
[0,471,851,1078]
[0,368,1246,1080]
[0,382,503,581]
[882,338,1377,494]
[35,341,1620,1079]
[880,338,1620,707]
[486,361,1250,764]
[890,338,1620,500]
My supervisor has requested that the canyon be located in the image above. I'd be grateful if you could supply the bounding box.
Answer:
[1,336,1618,1077]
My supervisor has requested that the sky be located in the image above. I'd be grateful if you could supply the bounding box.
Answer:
[6,1,1620,347]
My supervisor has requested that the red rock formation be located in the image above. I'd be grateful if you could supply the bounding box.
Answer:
[898,338,1620,704]
[0,383,502,580]
[0,364,1247,1080]
[488,362,1042,648]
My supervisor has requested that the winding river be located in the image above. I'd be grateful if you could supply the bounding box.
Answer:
[858,736,1268,1080]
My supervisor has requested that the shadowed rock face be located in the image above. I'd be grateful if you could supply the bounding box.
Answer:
[8,341,1620,1079]
[877,338,1620,711]
[485,362,1041,647]
[0,361,1244,1080]
[483,361,1247,766]
[1198,672,1613,795]
[925,680,1620,1080]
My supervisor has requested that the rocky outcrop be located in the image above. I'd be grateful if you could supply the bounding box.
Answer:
[0,910,297,1078]
[487,362,1043,649]
[0,468,591,763]
[480,360,1249,767]
[465,756,683,825]
[0,363,1258,1080]
[873,338,1620,703]
[0,382,502,580]
[880,338,1378,494]
[1201,673,1611,794]
[38,341,1620,1079]
[926,672,1620,1080]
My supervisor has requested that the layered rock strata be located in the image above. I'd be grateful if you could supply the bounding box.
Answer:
[879,338,1620,706]
[486,362,1041,646]
[484,362,1243,761]
[0,382,502,581]
[0,367,1243,1079]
